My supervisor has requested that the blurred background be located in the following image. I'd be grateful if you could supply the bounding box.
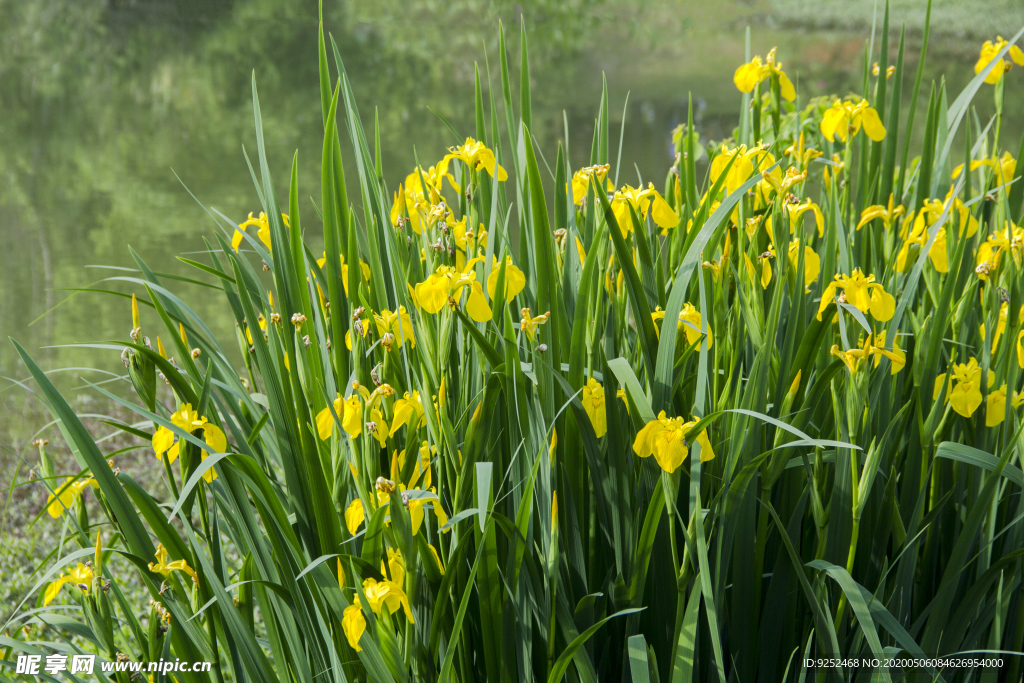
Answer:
[1,0,1022,449]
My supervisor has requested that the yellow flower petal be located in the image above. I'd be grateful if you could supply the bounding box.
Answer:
[820,105,848,142]
[859,105,887,141]
[343,396,363,438]
[316,403,336,441]
[486,256,526,302]
[581,377,607,438]
[345,499,365,536]
[986,385,1007,427]
[343,604,366,651]
[777,71,796,102]
[649,192,680,229]
[44,576,71,606]
[733,59,765,93]
[868,287,896,321]
[203,423,227,453]
[152,425,175,455]
[465,282,493,322]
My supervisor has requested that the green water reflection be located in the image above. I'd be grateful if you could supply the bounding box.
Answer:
[1,0,1019,414]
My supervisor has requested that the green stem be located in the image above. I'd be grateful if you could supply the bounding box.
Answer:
[752,484,772,607]
[834,516,860,627]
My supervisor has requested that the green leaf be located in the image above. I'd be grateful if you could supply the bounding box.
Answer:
[627,634,651,683]
[935,442,1024,488]
[547,607,645,683]
[10,339,153,560]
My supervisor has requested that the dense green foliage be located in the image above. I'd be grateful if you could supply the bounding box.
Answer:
[6,3,1024,682]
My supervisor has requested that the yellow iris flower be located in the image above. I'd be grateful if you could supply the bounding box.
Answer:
[759,166,807,201]
[316,253,370,296]
[315,394,363,440]
[781,199,825,238]
[46,476,98,518]
[976,221,1024,280]
[609,183,679,236]
[829,345,873,374]
[632,411,716,473]
[954,152,1016,187]
[390,442,434,489]
[744,252,774,289]
[390,391,426,436]
[231,212,290,252]
[727,147,785,225]
[451,217,488,270]
[816,269,895,321]
[390,184,429,234]
[651,303,712,349]
[390,165,457,234]
[783,132,823,169]
[870,331,906,374]
[440,137,507,181]
[616,388,629,412]
[984,384,1024,427]
[570,164,612,204]
[415,260,493,322]
[378,453,447,533]
[486,255,527,303]
[408,164,457,198]
[908,190,980,240]
[581,377,607,438]
[750,241,820,291]
[316,394,341,441]
[896,216,949,273]
[345,317,370,351]
[419,164,458,195]
[151,403,227,482]
[896,190,979,274]
[365,576,414,619]
[733,48,796,101]
[373,307,416,349]
[752,165,802,218]
[710,145,755,195]
[979,302,1013,353]
[367,407,389,447]
[406,488,449,535]
[44,563,94,606]
[974,36,1024,84]
[933,358,991,418]
[820,99,886,142]
[830,333,904,375]
[414,266,455,314]
[702,254,729,281]
[856,194,905,231]
[519,307,550,341]
[382,547,405,586]
[148,544,199,585]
